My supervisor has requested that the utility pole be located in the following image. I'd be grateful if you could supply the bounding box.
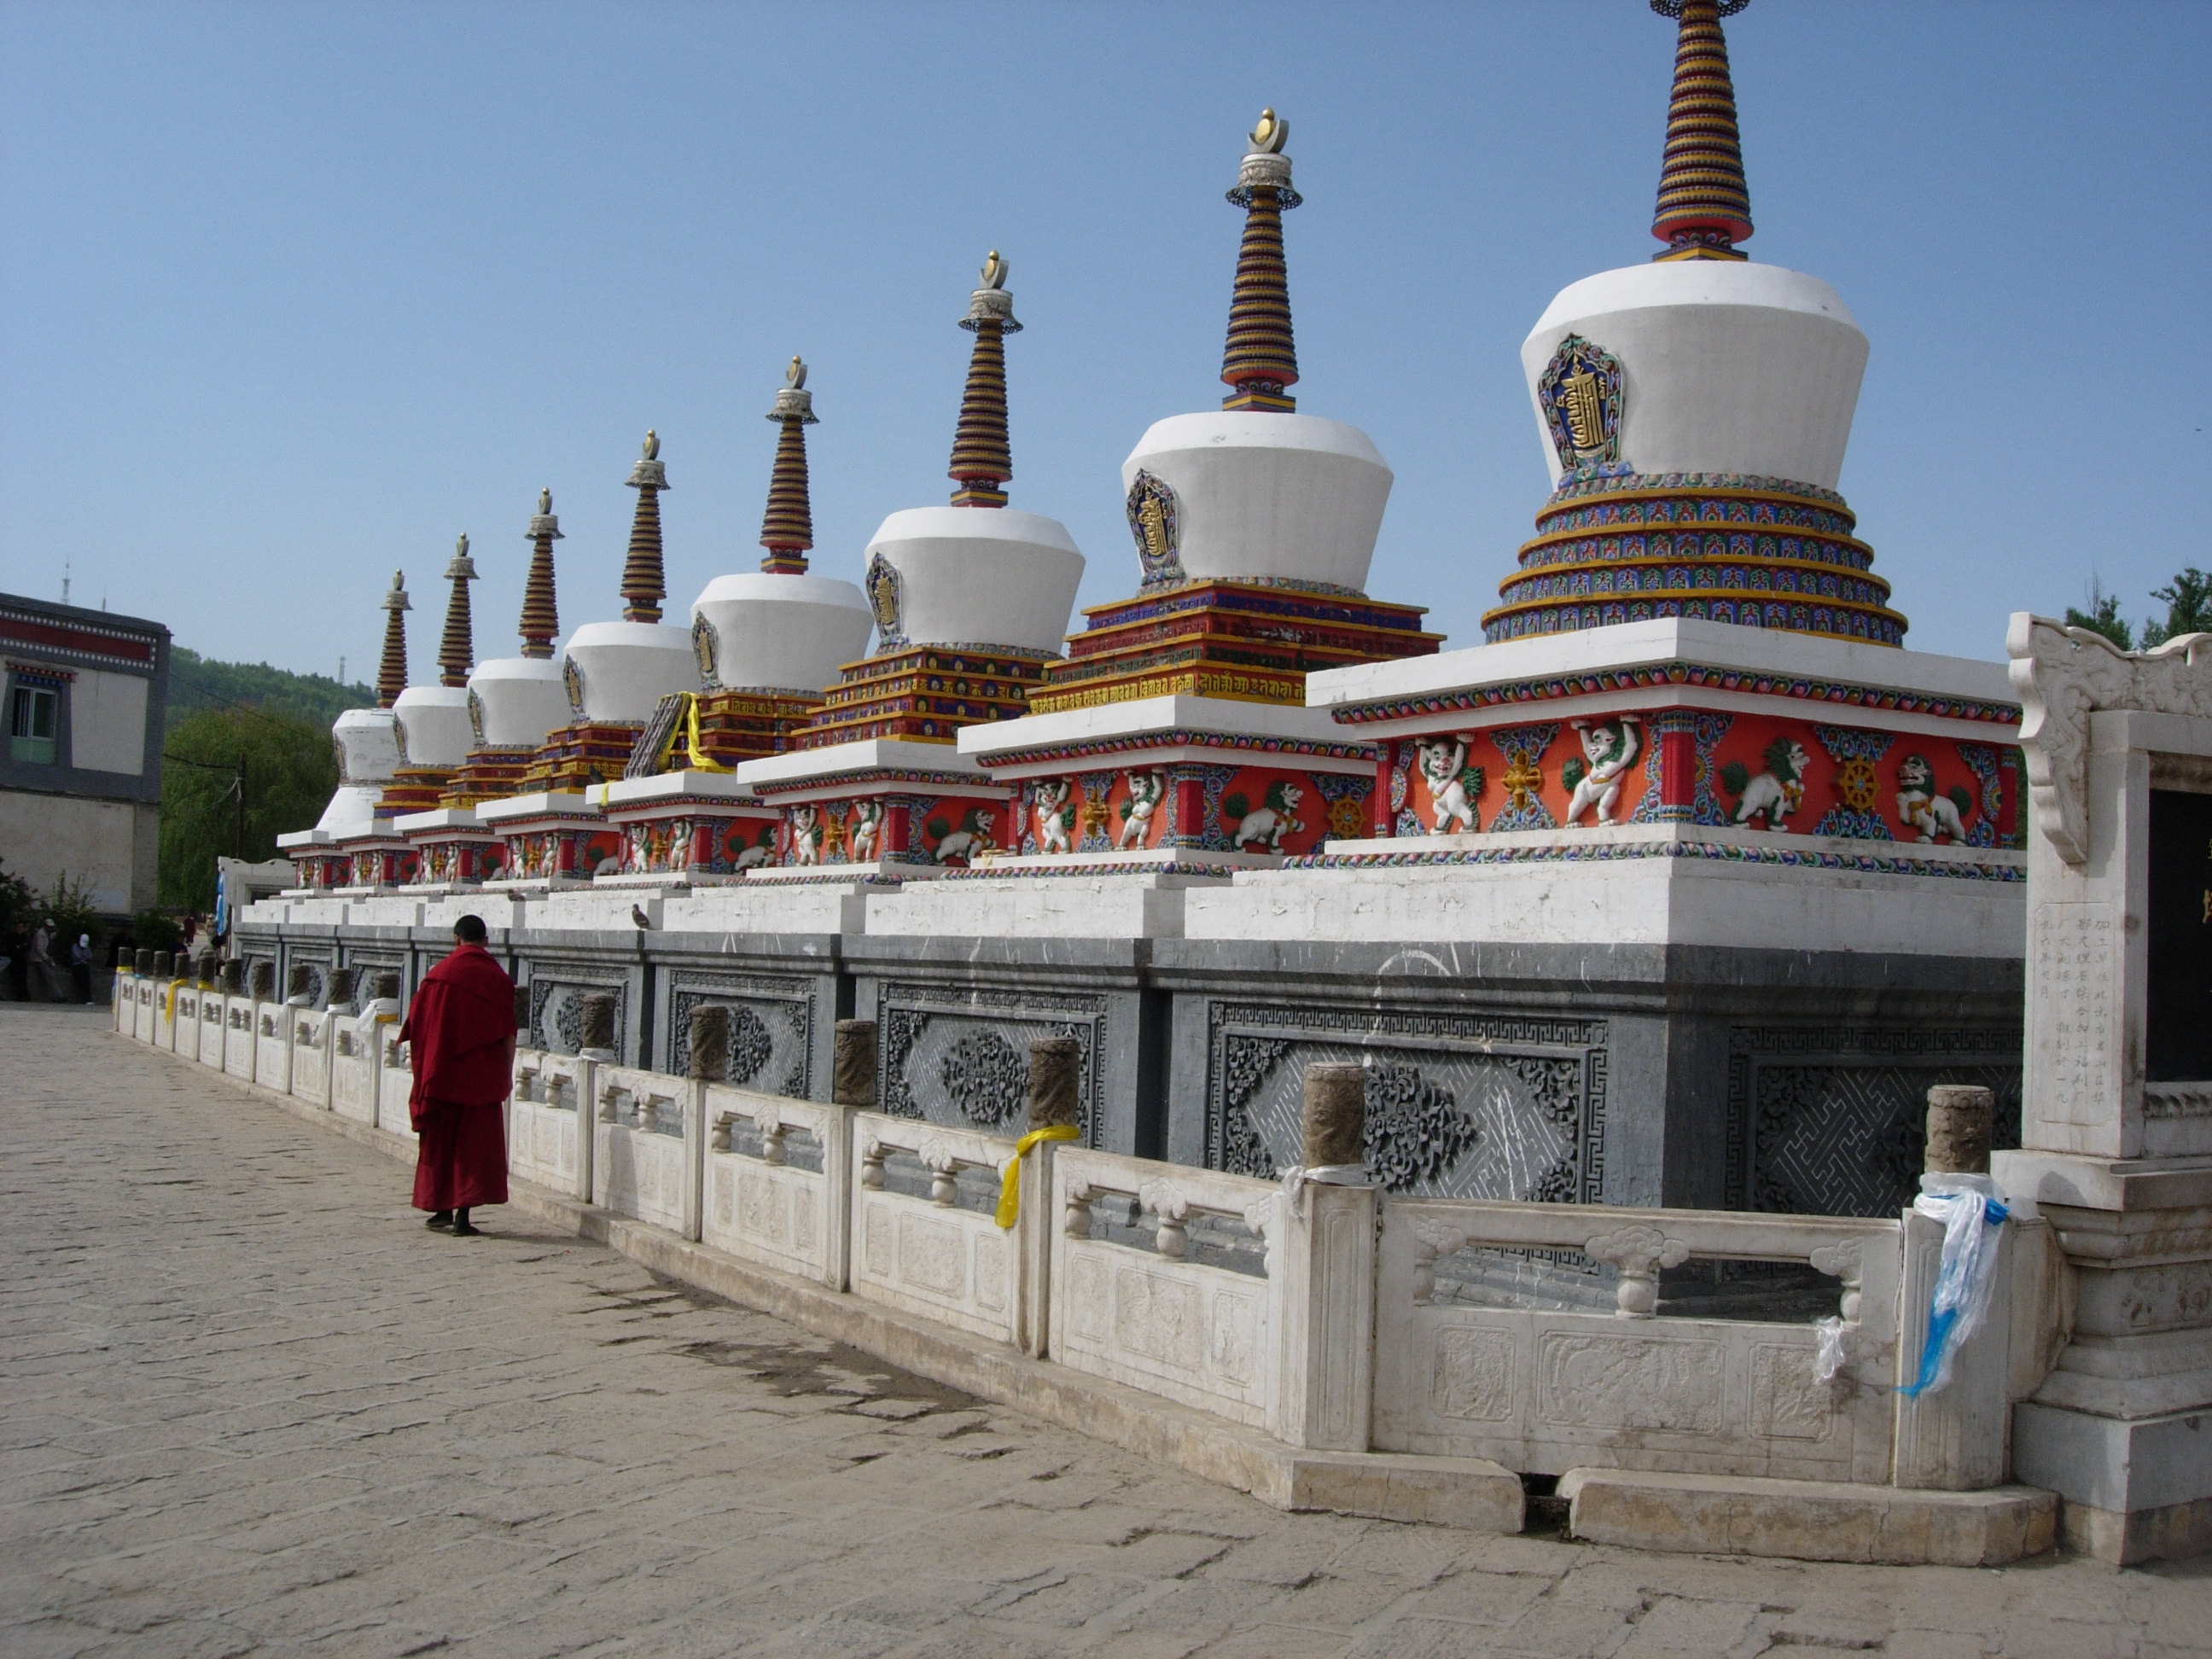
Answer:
[235,751,247,859]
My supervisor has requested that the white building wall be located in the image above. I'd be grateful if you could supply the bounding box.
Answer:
[67,670,150,776]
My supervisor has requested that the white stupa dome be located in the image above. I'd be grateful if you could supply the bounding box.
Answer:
[863,506,1084,655]
[1120,412,1392,593]
[315,706,401,835]
[1522,261,1867,492]
[691,572,873,692]
[466,655,569,750]
[561,620,698,723]
[390,685,473,769]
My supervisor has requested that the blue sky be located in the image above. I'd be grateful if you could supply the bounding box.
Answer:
[2,1,2207,675]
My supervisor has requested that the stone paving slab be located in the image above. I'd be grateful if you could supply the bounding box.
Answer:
[2,1005,2206,1657]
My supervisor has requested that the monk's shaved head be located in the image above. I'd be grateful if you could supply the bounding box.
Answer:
[452,915,488,944]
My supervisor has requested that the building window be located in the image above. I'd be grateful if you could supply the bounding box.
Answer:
[9,683,58,764]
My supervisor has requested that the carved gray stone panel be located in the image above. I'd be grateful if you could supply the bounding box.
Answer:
[665,970,817,1098]
[1725,1027,2022,1217]
[1203,1001,1607,1200]
[874,981,1103,1144]
[530,975,628,1058]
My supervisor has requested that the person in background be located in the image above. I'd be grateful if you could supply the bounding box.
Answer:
[69,933,92,1004]
[27,919,56,1002]
[397,914,515,1237]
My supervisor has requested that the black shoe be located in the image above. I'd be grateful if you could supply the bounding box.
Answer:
[424,1211,453,1231]
[450,1220,482,1237]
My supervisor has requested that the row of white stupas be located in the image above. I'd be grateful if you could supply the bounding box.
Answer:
[276,0,2023,964]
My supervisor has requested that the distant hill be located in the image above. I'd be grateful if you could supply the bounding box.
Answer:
[165,648,375,731]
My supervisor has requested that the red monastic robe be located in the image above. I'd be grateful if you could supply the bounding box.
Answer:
[399,942,517,1211]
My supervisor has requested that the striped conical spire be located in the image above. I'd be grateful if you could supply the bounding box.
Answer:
[520,489,562,659]
[1650,0,1754,262]
[948,252,1021,508]
[437,534,476,687]
[375,570,410,708]
[1221,108,1301,413]
[620,431,668,621]
[760,358,818,573]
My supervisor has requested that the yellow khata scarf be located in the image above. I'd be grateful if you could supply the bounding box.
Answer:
[164,979,188,1022]
[994,1125,1080,1230]
[682,693,734,774]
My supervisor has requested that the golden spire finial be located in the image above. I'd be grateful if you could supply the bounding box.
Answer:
[537,487,551,515]
[456,533,469,558]
[980,249,1008,291]
[1249,108,1288,154]
[642,428,660,461]
[787,355,806,390]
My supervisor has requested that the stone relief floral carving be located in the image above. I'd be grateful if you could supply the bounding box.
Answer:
[2008,613,2212,864]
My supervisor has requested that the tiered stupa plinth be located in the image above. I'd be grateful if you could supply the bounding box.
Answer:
[934,111,1439,905]
[1196,0,2024,954]
[598,359,874,886]
[737,257,1084,881]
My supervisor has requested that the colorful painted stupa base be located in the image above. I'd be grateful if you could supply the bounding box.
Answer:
[476,791,622,889]
[739,740,1015,878]
[520,721,646,794]
[686,687,824,766]
[790,647,1051,750]
[1031,580,1439,714]
[963,696,1380,875]
[390,808,509,888]
[594,769,783,887]
[1298,619,2019,866]
[1483,469,1903,647]
[439,746,537,809]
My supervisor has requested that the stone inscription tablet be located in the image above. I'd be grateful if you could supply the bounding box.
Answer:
[2032,901,2114,1128]
[2147,789,2212,1082]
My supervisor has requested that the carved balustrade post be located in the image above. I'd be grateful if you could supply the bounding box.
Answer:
[689,1004,731,1082]
[833,1019,877,1108]
[1272,1061,1378,1452]
[578,992,616,1060]
[135,948,153,975]
[1925,1085,1994,1174]
[250,961,276,1000]
[152,952,173,979]
[285,963,313,1004]
[324,968,357,1014]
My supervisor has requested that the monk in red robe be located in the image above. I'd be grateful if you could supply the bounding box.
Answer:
[399,915,516,1236]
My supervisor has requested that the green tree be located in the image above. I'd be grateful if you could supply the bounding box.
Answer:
[160,707,338,911]
[165,648,373,732]
[2142,568,2212,650]
[2066,583,2134,650]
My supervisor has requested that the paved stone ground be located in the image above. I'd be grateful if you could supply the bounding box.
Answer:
[4,1007,2208,1658]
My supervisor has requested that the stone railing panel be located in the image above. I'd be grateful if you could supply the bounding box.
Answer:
[702,1083,849,1289]
[850,1112,1032,1350]
[254,997,294,1092]
[593,1063,698,1238]
[112,970,132,1034]
[375,1022,417,1142]
[134,975,158,1045]
[196,990,227,1068]
[1049,1146,1282,1431]
[509,1050,591,1199]
[1373,1199,1902,1483]
[224,995,257,1081]
[329,1010,387,1126]
[289,1009,334,1109]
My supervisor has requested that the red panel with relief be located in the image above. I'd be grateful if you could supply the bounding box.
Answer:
[1388,713,2022,848]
